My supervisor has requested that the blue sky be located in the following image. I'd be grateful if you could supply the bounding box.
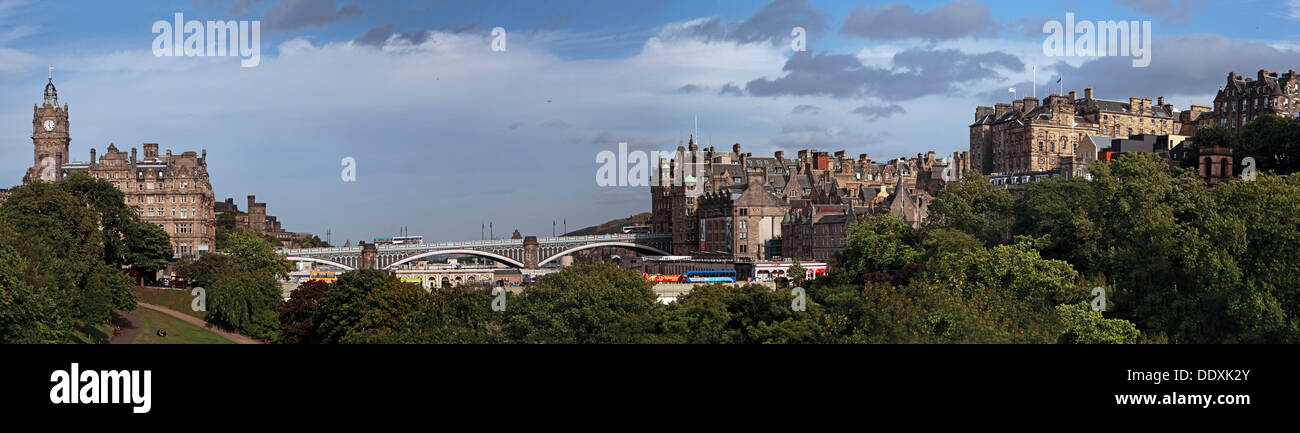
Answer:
[1,0,1297,244]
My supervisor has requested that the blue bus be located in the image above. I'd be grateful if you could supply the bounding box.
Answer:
[684,270,737,283]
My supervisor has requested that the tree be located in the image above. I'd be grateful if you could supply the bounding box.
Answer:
[504,264,659,344]
[203,227,291,341]
[657,283,837,344]
[208,270,282,341]
[825,214,923,285]
[925,172,1015,246]
[1056,302,1140,344]
[340,282,438,344]
[297,235,331,248]
[122,220,174,282]
[279,280,330,344]
[175,253,229,289]
[788,260,807,287]
[0,176,156,342]
[222,227,292,278]
[314,269,395,344]
[1238,115,1299,174]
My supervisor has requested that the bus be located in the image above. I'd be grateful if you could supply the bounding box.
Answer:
[309,271,338,284]
[684,270,737,283]
[621,225,651,234]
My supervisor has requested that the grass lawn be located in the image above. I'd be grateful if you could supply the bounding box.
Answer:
[69,321,115,344]
[133,308,234,345]
[136,287,206,320]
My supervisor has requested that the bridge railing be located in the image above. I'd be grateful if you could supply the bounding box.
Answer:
[282,233,672,256]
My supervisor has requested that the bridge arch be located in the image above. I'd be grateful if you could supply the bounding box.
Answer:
[285,256,356,271]
[537,242,671,267]
[383,249,527,270]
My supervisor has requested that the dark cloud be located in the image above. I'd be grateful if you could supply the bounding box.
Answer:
[719,82,744,97]
[397,29,431,45]
[263,0,363,33]
[676,84,703,94]
[791,104,821,114]
[663,0,826,45]
[354,23,394,46]
[1049,34,1300,101]
[841,1,999,41]
[745,49,1023,101]
[851,104,905,121]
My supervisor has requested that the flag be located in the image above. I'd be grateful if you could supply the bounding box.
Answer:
[1057,78,1062,84]
[1009,87,1016,93]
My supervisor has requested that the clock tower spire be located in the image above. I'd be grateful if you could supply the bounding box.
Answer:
[24,69,71,184]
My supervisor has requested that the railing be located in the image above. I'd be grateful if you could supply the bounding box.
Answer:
[281,233,672,257]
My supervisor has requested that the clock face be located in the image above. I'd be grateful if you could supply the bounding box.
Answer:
[42,119,55,131]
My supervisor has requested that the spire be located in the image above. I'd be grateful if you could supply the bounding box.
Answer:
[43,65,58,106]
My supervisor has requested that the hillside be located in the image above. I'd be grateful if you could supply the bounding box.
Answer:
[564,213,652,236]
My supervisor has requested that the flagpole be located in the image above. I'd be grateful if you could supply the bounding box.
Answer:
[1033,65,1037,99]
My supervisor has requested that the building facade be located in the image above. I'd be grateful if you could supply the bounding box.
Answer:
[652,139,966,262]
[20,77,216,258]
[1210,69,1300,134]
[214,195,310,247]
[971,88,1187,176]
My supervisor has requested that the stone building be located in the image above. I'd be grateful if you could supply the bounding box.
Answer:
[652,138,966,261]
[971,88,1187,176]
[214,195,310,247]
[1209,69,1300,133]
[20,77,215,257]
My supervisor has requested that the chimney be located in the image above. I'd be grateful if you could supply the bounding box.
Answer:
[1259,69,1269,81]
[1013,99,1025,112]
[1068,90,1077,100]
[166,149,172,158]
[1085,88,1094,100]
[976,106,994,122]
[859,153,869,163]
[90,148,96,162]
[834,150,846,159]
[1129,97,1141,114]
[131,148,137,163]
[774,150,785,161]
[1024,97,1039,111]
[1157,96,1165,106]
[995,103,1012,117]
[732,143,741,156]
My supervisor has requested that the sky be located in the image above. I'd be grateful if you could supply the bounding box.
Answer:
[0,0,1297,245]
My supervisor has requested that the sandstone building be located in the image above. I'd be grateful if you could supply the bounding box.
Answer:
[971,88,1188,177]
[1210,69,1300,133]
[19,77,215,258]
[652,138,966,261]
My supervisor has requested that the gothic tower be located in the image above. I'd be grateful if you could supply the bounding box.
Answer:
[24,74,71,184]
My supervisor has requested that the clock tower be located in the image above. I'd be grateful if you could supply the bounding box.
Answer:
[24,74,70,184]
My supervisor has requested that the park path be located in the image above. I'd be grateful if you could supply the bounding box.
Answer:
[109,309,142,344]
[137,302,263,345]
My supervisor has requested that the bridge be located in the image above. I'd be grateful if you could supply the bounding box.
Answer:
[280,233,672,271]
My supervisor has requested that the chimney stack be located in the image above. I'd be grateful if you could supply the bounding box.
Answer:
[1085,88,1094,100]
[1068,90,1077,100]
[90,148,96,162]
